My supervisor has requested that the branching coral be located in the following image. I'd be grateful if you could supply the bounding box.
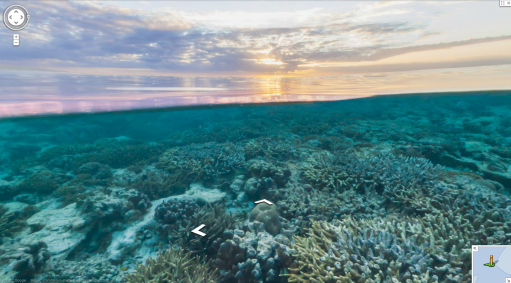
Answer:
[157,142,245,182]
[16,170,62,194]
[286,219,437,283]
[130,170,188,200]
[244,137,299,160]
[169,204,239,255]
[125,248,219,283]
[299,151,444,216]
[300,151,441,193]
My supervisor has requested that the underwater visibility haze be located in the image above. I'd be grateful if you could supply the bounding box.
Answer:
[2,1,511,283]
[1,93,511,283]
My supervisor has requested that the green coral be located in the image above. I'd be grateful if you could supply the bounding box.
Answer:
[125,248,219,283]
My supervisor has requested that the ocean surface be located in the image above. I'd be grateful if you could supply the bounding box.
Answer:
[1,91,511,283]
[0,71,373,118]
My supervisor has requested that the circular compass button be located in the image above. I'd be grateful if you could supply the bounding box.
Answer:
[3,5,30,31]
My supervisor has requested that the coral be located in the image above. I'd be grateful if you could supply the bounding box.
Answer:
[243,177,276,200]
[154,198,202,236]
[286,219,437,283]
[39,144,99,163]
[124,248,219,283]
[169,204,239,255]
[16,170,62,194]
[43,254,121,282]
[211,236,248,280]
[0,241,51,280]
[126,190,152,213]
[56,183,93,206]
[76,162,112,178]
[0,204,39,238]
[244,137,299,160]
[300,151,441,193]
[249,203,282,236]
[157,142,245,183]
[72,143,164,169]
[277,185,348,226]
[247,160,290,187]
[299,151,444,216]
[130,170,187,200]
[217,223,294,283]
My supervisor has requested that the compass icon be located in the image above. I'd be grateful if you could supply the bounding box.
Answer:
[3,5,30,31]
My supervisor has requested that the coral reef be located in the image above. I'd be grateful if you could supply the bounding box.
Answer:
[0,241,50,280]
[157,142,245,183]
[0,204,39,238]
[2,93,511,282]
[125,248,219,283]
[16,170,63,194]
[154,198,202,236]
[249,203,282,236]
[168,204,239,255]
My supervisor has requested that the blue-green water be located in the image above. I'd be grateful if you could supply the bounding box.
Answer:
[1,91,511,283]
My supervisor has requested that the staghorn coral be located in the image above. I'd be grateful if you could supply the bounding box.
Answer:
[157,142,245,182]
[125,248,219,283]
[299,151,444,216]
[285,219,437,283]
[299,151,441,193]
[244,137,299,160]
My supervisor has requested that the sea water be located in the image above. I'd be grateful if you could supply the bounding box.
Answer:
[0,91,510,282]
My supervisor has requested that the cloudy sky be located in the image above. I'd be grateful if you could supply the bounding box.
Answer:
[1,1,510,76]
[0,1,511,117]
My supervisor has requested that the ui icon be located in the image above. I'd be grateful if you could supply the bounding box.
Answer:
[13,34,19,46]
[3,5,30,31]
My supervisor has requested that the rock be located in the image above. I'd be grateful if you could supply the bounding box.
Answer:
[249,203,282,236]
[2,201,28,213]
[22,203,89,259]
[185,183,226,203]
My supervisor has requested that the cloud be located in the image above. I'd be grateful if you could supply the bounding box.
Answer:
[0,1,509,75]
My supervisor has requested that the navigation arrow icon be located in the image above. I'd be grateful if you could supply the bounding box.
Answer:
[255,199,273,205]
[191,224,206,237]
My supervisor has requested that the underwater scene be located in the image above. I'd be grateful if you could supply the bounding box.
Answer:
[1,91,511,283]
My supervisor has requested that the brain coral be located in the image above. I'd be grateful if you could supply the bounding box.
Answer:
[249,203,282,236]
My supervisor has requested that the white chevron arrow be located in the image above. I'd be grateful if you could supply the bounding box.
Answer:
[191,224,206,237]
[254,199,273,205]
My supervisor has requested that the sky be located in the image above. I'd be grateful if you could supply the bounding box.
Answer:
[0,1,511,117]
